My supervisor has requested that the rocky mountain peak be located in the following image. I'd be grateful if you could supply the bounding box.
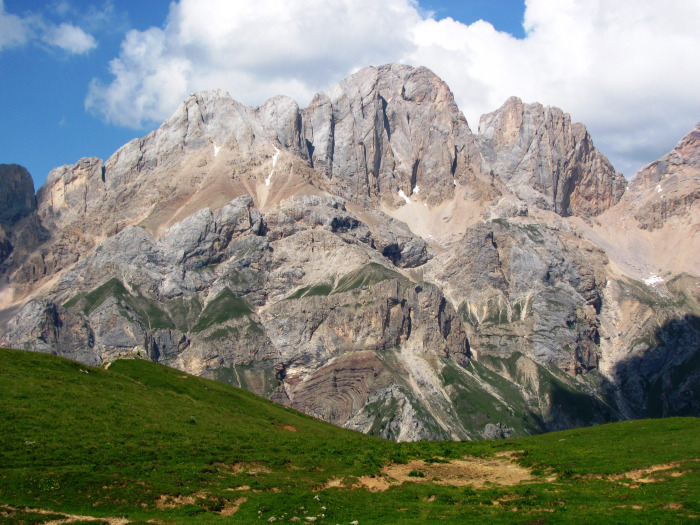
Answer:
[627,122,700,230]
[631,122,700,190]
[303,64,483,208]
[478,96,626,217]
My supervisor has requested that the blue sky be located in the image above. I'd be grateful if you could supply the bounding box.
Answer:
[1,1,699,190]
[0,0,168,187]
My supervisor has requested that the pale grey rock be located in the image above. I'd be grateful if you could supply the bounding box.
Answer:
[263,196,429,267]
[0,226,11,265]
[345,384,449,441]
[104,90,305,188]
[263,278,468,370]
[478,97,626,217]
[482,422,513,440]
[0,164,40,266]
[255,95,306,154]
[425,218,604,372]
[87,297,149,361]
[0,300,98,365]
[627,122,700,229]
[160,195,263,269]
[264,195,371,242]
[362,209,431,268]
[302,64,486,208]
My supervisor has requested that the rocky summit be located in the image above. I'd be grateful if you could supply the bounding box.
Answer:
[1,64,698,441]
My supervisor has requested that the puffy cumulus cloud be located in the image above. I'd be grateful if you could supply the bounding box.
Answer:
[87,0,700,176]
[0,0,99,55]
[86,0,421,127]
[406,0,700,175]
[43,22,97,54]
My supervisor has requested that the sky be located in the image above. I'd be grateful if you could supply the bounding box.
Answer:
[1,1,699,190]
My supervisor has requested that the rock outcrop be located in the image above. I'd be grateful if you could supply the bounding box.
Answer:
[478,97,627,217]
[302,64,488,208]
[425,217,605,374]
[627,123,700,230]
[0,164,46,269]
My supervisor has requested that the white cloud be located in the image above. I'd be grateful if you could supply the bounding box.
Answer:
[86,0,421,127]
[87,0,700,177]
[0,0,98,55]
[0,0,30,50]
[407,0,700,175]
[43,22,96,54]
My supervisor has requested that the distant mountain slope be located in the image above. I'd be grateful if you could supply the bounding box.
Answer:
[1,348,699,523]
[0,64,699,441]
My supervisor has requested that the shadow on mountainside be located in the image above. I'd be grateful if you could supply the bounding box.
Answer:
[612,314,700,419]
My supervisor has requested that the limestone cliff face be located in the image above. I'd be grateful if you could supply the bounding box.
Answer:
[1,64,698,441]
[302,64,488,208]
[478,97,627,217]
[626,123,700,230]
[425,217,605,374]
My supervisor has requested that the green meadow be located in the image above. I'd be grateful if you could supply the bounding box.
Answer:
[1,347,698,524]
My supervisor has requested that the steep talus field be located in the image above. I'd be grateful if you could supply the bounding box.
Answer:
[1,348,699,523]
[0,63,699,441]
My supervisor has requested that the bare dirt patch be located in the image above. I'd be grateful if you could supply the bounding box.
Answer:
[45,517,129,525]
[1,505,129,525]
[354,475,395,492]
[212,461,272,475]
[225,485,251,492]
[376,457,533,489]
[155,492,205,509]
[320,455,533,492]
[318,477,346,490]
[600,460,698,484]
[664,502,683,510]
[220,497,247,517]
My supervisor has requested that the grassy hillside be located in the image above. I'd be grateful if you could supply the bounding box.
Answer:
[1,348,698,524]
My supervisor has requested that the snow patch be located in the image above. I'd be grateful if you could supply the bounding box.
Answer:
[453,179,457,186]
[398,189,411,204]
[412,185,420,195]
[424,203,428,207]
[265,146,280,186]
[213,143,221,157]
[644,275,664,286]
[657,184,662,193]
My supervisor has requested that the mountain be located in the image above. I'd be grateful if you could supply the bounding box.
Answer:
[1,64,698,440]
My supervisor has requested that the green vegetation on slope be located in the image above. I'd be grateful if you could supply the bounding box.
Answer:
[332,262,405,294]
[64,278,175,330]
[286,283,334,300]
[286,263,407,300]
[1,348,699,524]
[191,288,253,333]
[63,279,259,336]
[440,359,545,436]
